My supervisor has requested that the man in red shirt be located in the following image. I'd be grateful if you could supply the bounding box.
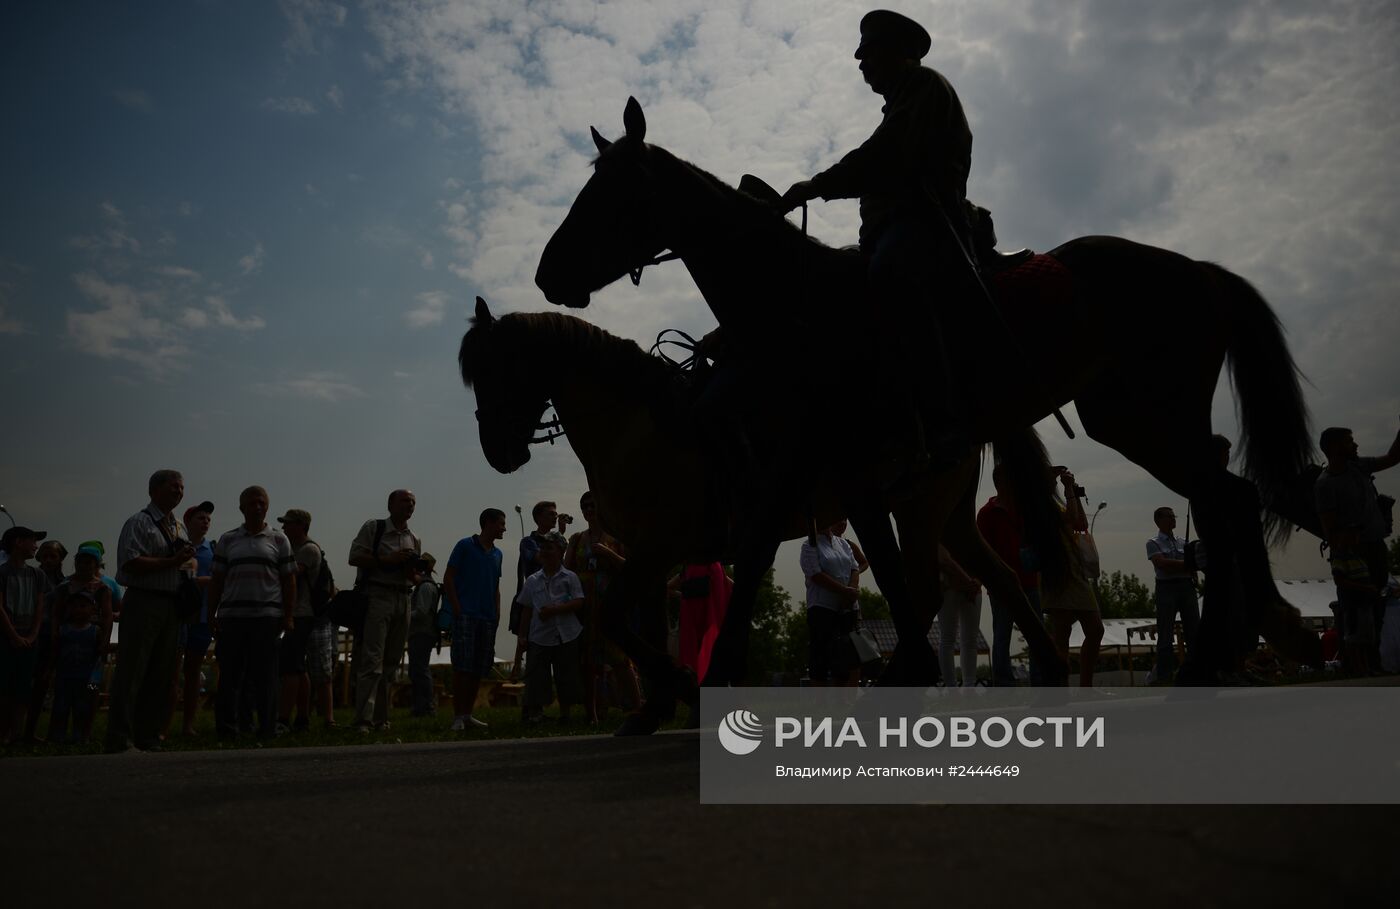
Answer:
[976,464,1042,685]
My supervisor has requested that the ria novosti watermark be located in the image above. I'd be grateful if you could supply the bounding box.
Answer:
[701,688,1400,804]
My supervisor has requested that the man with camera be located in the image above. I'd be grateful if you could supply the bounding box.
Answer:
[1316,419,1400,667]
[105,469,194,753]
[1145,506,1200,684]
[348,489,421,732]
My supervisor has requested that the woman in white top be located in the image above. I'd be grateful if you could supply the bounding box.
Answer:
[800,520,861,685]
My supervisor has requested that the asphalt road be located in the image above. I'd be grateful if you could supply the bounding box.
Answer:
[6,731,1395,907]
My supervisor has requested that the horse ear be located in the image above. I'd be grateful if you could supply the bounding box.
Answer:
[590,126,612,154]
[623,96,646,143]
[474,296,493,325]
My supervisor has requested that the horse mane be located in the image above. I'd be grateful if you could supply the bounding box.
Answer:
[596,136,846,258]
[643,144,842,253]
[460,309,676,405]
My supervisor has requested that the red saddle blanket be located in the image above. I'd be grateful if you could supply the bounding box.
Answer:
[990,253,1074,312]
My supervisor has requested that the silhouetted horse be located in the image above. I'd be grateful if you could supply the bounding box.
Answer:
[459,298,1067,732]
[534,98,1322,682]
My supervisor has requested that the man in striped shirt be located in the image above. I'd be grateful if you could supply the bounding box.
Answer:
[105,469,194,753]
[209,486,295,739]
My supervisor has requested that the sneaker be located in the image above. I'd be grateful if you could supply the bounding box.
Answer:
[466,715,488,729]
[375,721,392,732]
[354,722,373,735]
[450,715,466,732]
[274,722,292,737]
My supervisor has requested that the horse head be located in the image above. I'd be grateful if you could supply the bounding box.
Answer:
[535,97,669,309]
[458,297,553,474]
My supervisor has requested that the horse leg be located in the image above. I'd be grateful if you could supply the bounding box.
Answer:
[879,459,981,687]
[1193,470,1321,676]
[603,558,692,736]
[941,481,1068,684]
[842,501,928,685]
[1075,384,1245,681]
[702,523,784,688]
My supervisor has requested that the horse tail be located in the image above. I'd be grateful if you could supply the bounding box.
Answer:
[991,425,1072,596]
[1205,263,1315,544]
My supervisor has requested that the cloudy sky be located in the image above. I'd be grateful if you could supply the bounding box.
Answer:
[4,0,1398,653]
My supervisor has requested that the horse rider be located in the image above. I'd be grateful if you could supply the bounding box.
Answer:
[781,9,976,473]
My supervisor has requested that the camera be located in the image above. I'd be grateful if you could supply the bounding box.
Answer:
[1074,484,1087,499]
[560,514,574,527]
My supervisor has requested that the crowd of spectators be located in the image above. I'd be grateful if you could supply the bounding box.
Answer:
[0,470,667,750]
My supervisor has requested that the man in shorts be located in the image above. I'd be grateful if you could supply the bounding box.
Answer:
[442,508,506,730]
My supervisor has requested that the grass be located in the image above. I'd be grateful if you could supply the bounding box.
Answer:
[2,702,691,759]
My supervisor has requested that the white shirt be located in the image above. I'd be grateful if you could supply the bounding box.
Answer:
[1145,531,1187,582]
[800,534,857,612]
[522,567,584,647]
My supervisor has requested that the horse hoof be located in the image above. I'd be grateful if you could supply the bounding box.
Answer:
[614,711,662,737]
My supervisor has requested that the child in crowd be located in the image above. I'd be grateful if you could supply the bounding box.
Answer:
[1,526,47,744]
[520,532,585,724]
[48,544,113,743]
[50,592,101,744]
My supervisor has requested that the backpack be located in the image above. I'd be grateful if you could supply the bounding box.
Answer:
[307,541,337,618]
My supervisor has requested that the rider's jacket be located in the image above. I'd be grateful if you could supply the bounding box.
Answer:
[808,65,972,249]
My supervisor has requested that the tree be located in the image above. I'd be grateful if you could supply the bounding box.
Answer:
[856,587,891,620]
[1092,570,1155,619]
[745,569,804,684]
[1390,537,1399,574]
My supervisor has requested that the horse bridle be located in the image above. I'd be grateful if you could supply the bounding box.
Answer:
[474,401,567,446]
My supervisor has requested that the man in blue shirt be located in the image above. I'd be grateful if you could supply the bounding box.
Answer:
[443,508,506,731]
[1146,506,1200,683]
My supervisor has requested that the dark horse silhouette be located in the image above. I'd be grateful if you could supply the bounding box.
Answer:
[534,98,1323,683]
[459,298,1067,733]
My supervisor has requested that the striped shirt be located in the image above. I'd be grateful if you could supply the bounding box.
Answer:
[212,524,295,619]
[115,504,189,592]
[1,563,46,635]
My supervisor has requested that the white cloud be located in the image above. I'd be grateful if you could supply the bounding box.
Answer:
[70,202,141,254]
[204,295,267,332]
[238,242,266,275]
[151,265,201,280]
[66,273,187,372]
[261,96,318,115]
[419,249,435,269]
[253,371,365,402]
[326,83,344,109]
[405,290,450,328]
[280,0,348,54]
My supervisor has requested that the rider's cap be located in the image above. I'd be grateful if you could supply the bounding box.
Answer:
[855,10,931,61]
